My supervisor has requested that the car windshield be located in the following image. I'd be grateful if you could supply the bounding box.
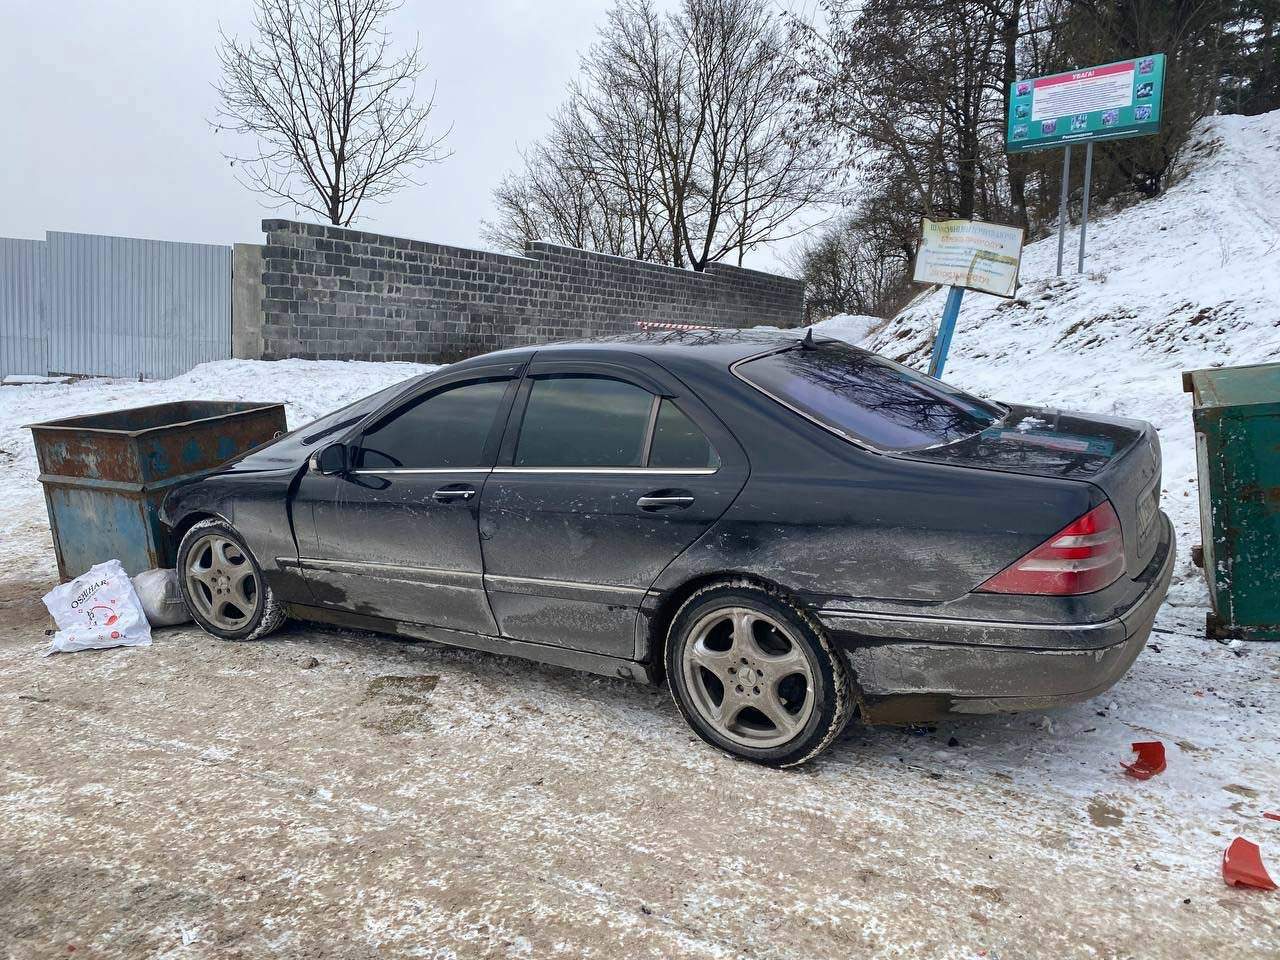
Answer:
[736,340,1004,451]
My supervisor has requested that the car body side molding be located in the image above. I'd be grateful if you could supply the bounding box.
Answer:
[287,602,656,683]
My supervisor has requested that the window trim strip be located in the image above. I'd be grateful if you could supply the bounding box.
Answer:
[639,394,662,466]
[346,467,491,476]
[492,466,717,476]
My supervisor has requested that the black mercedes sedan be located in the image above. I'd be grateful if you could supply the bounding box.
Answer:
[160,331,1174,766]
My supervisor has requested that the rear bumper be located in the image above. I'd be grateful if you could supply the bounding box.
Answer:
[817,515,1176,724]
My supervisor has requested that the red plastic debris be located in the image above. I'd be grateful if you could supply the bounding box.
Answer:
[1223,837,1278,891]
[1264,812,1280,823]
[1121,740,1167,779]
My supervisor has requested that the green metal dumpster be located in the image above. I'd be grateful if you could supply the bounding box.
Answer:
[1183,362,1280,641]
[28,401,288,581]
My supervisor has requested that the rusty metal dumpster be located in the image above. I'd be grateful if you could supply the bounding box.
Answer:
[1183,362,1280,641]
[28,401,287,581]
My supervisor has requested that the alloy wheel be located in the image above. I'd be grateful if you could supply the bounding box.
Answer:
[184,533,260,631]
[680,606,816,748]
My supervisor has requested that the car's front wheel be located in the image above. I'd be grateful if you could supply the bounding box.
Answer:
[666,582,854,767]
[177,518,286,642]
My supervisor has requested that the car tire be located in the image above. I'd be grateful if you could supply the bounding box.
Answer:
[176,518,287,642]
[665,581,854,767]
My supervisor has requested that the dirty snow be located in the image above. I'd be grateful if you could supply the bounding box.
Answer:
[1,111,1279,958]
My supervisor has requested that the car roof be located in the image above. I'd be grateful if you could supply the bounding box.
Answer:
[451,327,806,371]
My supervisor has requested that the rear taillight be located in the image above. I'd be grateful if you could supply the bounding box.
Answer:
[978,502,1125,596]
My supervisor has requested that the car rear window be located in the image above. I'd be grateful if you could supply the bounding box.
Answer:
[736,341,1004,451]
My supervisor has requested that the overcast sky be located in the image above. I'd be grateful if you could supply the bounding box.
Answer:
[2,0,801,272]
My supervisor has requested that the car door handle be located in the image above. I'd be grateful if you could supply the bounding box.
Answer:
[432,485,476,503]
[637,493,695,511]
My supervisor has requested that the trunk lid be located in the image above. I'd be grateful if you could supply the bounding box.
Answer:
[900,404,1163,575]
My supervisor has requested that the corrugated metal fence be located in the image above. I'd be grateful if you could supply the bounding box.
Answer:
[0,231,231,380]
[0,238,48,377]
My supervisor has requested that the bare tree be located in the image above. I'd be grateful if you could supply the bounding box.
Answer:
[483,0,834,270]
[214,0,450,225]
[792,0,1236,249]
[785,198,915,320]
[484,110,645,258]
[792,0,1016,223]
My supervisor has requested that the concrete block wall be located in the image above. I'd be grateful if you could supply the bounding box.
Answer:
[231,243,265,360]
[258,220,804,363]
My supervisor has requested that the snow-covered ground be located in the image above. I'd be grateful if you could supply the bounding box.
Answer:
[1,111,1278,956]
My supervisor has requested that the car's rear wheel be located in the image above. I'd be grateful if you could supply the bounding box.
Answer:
[665,582,854,767]
[177,518,286,642]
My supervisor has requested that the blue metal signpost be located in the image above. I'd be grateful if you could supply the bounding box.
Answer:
[913,219,1023,380]
[928,286,965,379]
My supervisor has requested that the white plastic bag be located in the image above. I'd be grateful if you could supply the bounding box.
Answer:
[132,568,192,627]
[41,560,153,656]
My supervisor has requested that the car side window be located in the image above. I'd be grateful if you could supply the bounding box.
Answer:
[354,378,509,470]
[648,399,720,469]
[516,375,654,468]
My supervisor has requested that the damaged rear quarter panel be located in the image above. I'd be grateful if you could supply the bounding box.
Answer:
[650,432,1095,608]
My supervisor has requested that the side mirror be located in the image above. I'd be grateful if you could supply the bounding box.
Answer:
[311,442,349,476]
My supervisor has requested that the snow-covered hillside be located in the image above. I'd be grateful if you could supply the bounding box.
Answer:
[818,109,1280,609]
